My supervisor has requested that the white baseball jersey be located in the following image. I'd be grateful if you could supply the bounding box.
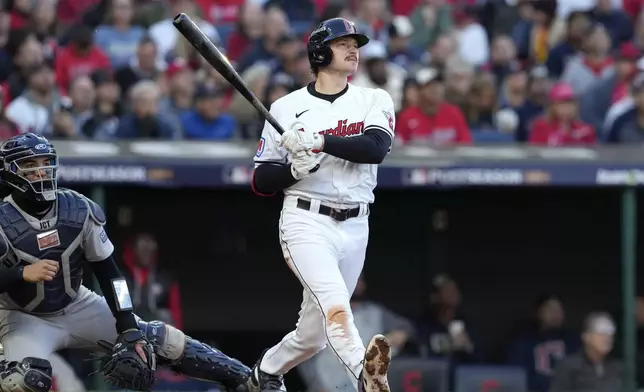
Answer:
[254,83,396,205]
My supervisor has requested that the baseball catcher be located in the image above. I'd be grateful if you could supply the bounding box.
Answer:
[0,133,254,392]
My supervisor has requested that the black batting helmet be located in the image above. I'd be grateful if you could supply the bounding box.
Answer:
[307,18,370,68]
[0,133,58,203]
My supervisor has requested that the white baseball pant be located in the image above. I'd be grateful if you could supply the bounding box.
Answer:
[259,195,370,390]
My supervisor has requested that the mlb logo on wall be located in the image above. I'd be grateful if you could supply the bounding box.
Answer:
[256,137,265,158]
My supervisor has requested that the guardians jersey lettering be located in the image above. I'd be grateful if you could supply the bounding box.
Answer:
[254,84,395,205]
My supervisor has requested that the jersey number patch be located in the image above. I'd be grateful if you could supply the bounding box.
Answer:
[256,137,266,158]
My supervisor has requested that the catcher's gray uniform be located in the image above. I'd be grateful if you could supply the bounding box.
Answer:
[0,191,252,392]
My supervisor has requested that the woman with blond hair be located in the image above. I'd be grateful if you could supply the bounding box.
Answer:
[528,82,596,145]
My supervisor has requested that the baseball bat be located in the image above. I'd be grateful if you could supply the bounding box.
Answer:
[172,13,286,135]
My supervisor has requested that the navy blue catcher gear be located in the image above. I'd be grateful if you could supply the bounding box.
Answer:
[307,18,370,68]
[0,133,58,203]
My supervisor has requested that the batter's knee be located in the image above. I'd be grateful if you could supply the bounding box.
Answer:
[293,325,327,354]
[136,319,186,361]
[0,357,52,392]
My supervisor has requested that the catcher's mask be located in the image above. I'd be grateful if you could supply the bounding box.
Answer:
[0,133,58,203]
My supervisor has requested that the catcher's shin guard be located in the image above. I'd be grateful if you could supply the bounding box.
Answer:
[136,319,251,391]
[170,337,252,391]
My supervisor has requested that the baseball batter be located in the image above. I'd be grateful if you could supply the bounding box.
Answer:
[250,17,395,392]
[0,133,254,392]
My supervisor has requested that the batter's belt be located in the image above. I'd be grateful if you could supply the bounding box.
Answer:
[296,198,367,221]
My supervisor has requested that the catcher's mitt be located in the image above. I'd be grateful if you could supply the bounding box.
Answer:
[98,329,157,391]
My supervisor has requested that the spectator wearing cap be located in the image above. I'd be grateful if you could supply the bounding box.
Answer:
[352,40,406,111]
[54,24,111,95]
[549,312,622,392]
[561,24,614,96]
[589,0,633,48]
[387,15,418,69]
[148,0,219,64]
[6,61,63,135]
[546,11,592,79]
[580,42,640,131]
[235,5,290,74]
[396,68,471,145]
[114,37,163,97]
[158,59,195,133]
[453,6,489,67]
[94,0,146,68]
[529,82,596,145]
[180,84,236,140]
[483,36,519,90]
[507,295,580,392]
[416,275,481,385]
[81,69,122,139]
[606,73,644,142]
[114,80,179,139]
[409,0,453,51]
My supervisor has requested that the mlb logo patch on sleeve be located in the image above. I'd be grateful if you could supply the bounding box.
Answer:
[256,137,266,157]
[100,229,108,243]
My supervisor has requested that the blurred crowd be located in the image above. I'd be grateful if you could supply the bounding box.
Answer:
[4,0,644,145]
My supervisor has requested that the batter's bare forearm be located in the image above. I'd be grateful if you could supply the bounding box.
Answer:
[322,128,390,164]
[252,163,299,196]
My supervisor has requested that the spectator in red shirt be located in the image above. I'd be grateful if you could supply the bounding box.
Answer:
[529,82,596,146]
[225,1,264,63]
[396,67,472,145]
[54,24,110,95]
[7,0,32,30]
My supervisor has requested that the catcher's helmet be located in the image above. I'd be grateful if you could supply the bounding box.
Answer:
[0,133,58,203]
[307,18,370,68]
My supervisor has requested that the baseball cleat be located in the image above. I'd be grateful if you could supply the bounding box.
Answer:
[359,334,392,392]
[247,350,286,392]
